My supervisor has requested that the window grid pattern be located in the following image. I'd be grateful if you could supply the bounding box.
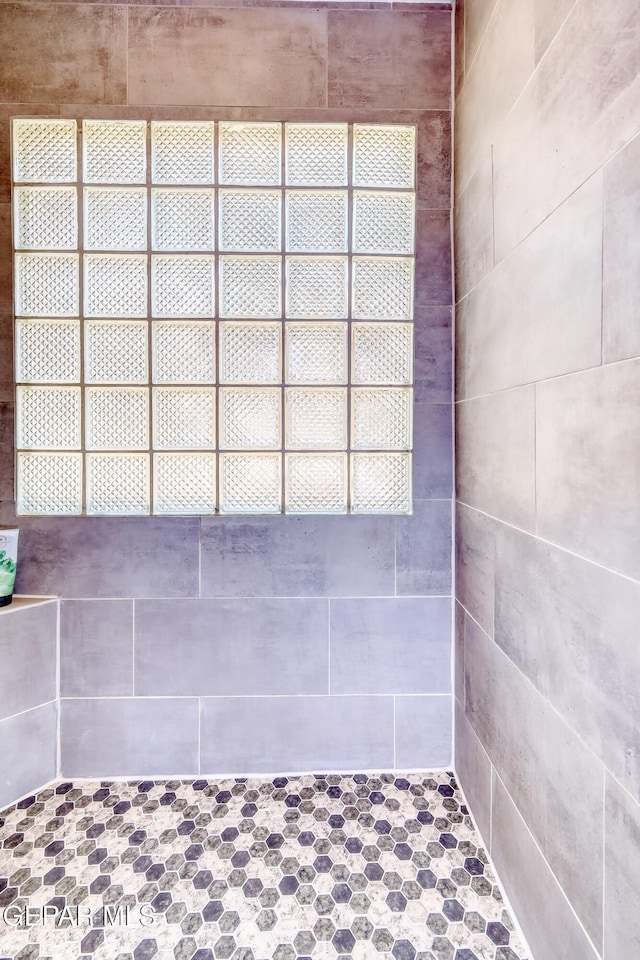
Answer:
[12,119,416,516]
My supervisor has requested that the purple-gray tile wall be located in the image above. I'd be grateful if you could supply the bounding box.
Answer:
[0,2,453,779]
[454,3,640,959]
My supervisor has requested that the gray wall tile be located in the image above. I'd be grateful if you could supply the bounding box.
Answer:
[413,403,453,500]
[0,602,56,720]
[396,499,452,597]
[201,695,394,775]
[415,210,453,307]
[604,775,640,960]
[454,600,464,708]
[417,112,452,211]
[455,503,495,636]
[60,600,133,698]
[533,0,577,63]
[454,702,491,845]
[330,597,451,695]
[60,698,199,778]
[414,307,452,405]
[603,134,640,363]
[395,695,452,769]
[454,150,494,299]
[0,702,57,810]
[463,0,499,74]
[135,599,328,697]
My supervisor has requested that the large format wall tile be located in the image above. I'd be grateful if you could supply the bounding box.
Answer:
[604,776,640,960]
[417,112,452,211]
[495,524,640,798]
[455,503,495,635]
[134,599,328,697]
[454,703,491,845]
[395,695,452,769]
[456,387,535,531]
[60,599,133,698]
[413,403,453,501]
[0,702,57,810]
[0,3,127,104]
[0,602,56,719]
[330,597,451,695]
[462,0,499,74]
[533,0,578,64]
[396,499,452,597]
[414,307,452,405]
[200,696,394,774]
[61,698,199,778]
[415,210,453,306]
[327,11,451,110]
[128,7,327,107]
[454,149,494,299]
[536,359,640,581]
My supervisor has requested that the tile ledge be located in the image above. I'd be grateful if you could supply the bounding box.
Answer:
[0,595,58,615]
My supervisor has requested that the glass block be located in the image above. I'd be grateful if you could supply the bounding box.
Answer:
[154,453,216,515]
[219,257,281,319]
[85,321,148,384]
[285,257,348,319]
[219,122,281,186]
[152,321,216,384]
[219,322,281,384]
[151,189,215,252]
[285,323,347,385]
[17,385,81,450]
[351,452,412,514]
[219,388,281,449]
[17,452,82,515]
[85,387,149,450]
[285,388,347,450]
[152,387,216,450]
[14,187,77,250]
[352,387,413,450]
[352,257,414,321]
[15,253,79,317]
[12,119,77,183]
[151,121,214,185]
[285,192,347,253]
[16,319,80,383]
[86,453,150,515]
[285,123,348,187]
[353,124,416,189]
[353,192,415,255]
[151,256,215,319]
[352,323,413,385]
[84,188,147,251]
[84,255,147,318]
[219,453,281,514]
[83,120,146,184]
[285,453,347,515]
[218,190,281,253]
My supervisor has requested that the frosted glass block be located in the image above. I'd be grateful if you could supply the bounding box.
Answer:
[151,189,215,252]
[219,257,281,319]
[353,124,416,189]
[151,121,214,185]
[17,452,82,515]
[15,253,79,317]
[85,387,149,450]
[285,388,347,450]
[285,257,348,319]
[285,123,348,187]
[152,387,216,450]
[285,192,347,253]
[353,192,415,255]
[83,120,146,184]
[84,255,147,318]
[351,452,412,514]
[14,187,77,250]
[352,387,413,450]
[13,119,77,183]
[285,323,347,385]
[152,321,216,384]
[219,453,281,514]
[219,322,281,384]
[285,453,347,514]
[218,190,281,253]
[219,122,281,186]
[352,323,413,385]
[84,188,147,251]
[154,453,216,515]
[16,319,80,383]
[219,388,281,449]
[151,256,215,319]
[86,453,150,515]
[352,257,414,321]
[17,386,81,450]
[85,321,148,384]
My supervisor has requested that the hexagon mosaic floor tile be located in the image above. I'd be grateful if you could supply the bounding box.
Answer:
[0,773,529,960]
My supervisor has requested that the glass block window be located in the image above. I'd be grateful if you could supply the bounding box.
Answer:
[12,118,416,515]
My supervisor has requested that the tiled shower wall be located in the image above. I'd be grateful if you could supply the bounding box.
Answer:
[0,2,454,782]
[454,2,640,960]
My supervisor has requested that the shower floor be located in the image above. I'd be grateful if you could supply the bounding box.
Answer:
[0,772,528,960]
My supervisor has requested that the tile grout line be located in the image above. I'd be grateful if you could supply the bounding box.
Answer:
[0,698,59,725]
[602,764,606,960]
